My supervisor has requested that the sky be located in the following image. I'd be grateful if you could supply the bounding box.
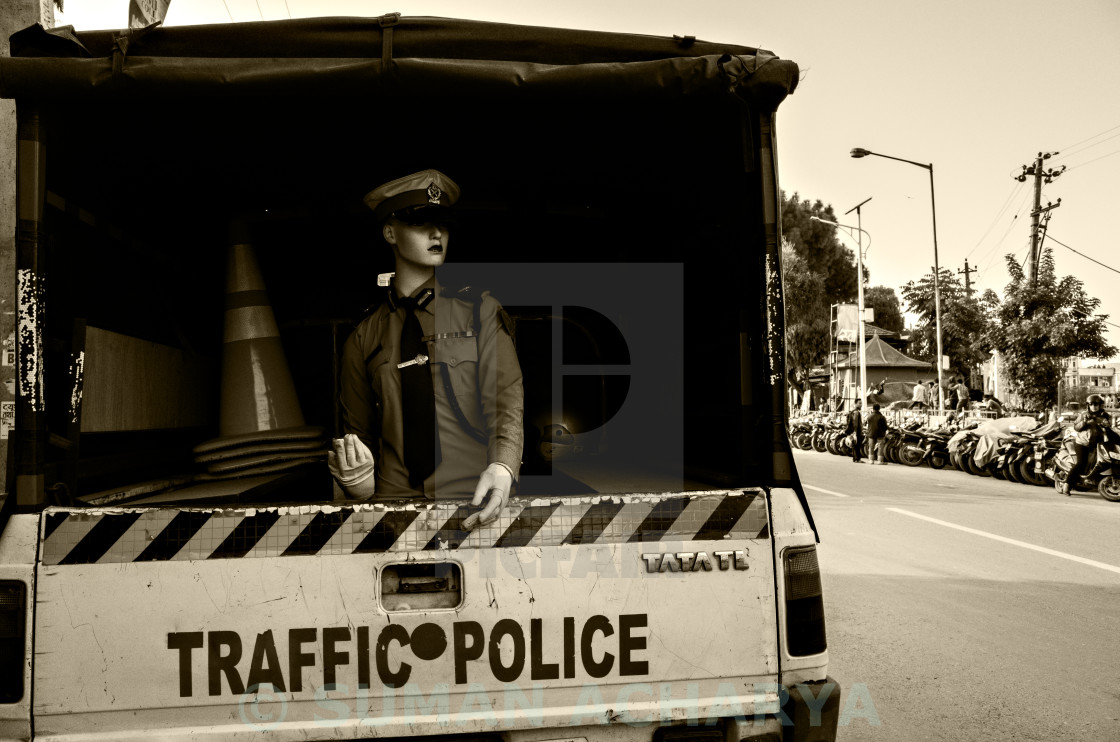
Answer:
[54,0,1120,362]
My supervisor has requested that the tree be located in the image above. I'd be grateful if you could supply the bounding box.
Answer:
[782,241,830,393]
[780,193,861,396]
[863,286,904,334]
[900,268,994,380]
[986,248,1116,409]
[781,192,860,303]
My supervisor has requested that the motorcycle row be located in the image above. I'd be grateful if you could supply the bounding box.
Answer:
[789,413,1120,502]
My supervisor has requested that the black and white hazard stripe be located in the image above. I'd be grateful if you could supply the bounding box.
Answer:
[40,491,769,565]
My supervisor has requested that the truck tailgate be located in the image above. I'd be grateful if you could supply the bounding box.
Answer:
[33,490,775,740]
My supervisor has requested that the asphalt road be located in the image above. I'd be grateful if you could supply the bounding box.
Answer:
[793,448,1120,742]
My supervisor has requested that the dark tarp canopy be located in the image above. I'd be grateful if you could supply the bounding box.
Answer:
[2,16,798,106]
[836,335,933,369]
[0,14,813,533]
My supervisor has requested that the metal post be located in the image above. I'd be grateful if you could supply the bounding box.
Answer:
[1029,154,1042,285]
[850,148,947,412]
[812,214,871,412]
[856,225,867,410]
[845,198,872,411]
[929,164,945,413]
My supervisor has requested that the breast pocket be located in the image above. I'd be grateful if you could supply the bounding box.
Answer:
[430,336,481,423]
[366,344,393,427]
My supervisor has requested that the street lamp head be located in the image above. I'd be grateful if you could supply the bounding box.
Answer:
[809,215,843,228]
[850,148,872,158]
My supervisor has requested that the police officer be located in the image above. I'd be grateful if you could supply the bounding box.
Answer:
[330,169,524,528]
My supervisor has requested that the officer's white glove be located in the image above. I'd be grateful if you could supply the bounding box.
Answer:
[463,462,513,531]
[328,434,376,498]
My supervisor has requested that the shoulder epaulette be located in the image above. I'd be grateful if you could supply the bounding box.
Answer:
[440,284,483,303]
[354,287,392,325]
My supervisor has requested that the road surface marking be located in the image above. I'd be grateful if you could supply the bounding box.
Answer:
[803,484,850,498]
[886,507,1120,576]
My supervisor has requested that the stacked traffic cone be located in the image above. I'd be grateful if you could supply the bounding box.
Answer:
[192,221,326,479]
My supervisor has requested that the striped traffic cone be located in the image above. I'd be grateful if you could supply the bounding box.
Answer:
[193,221,324,469]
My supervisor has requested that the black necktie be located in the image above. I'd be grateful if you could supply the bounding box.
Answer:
[399,293,440,487]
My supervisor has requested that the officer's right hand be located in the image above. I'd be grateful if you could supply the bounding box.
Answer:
[328,434,375,494]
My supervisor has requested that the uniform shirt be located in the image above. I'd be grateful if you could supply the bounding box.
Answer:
[340,277,524,497]
[912,384,928,404]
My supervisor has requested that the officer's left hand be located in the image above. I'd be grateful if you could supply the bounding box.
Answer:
[463,463,513,531]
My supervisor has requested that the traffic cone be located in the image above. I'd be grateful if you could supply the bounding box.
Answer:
[194,221,324,462]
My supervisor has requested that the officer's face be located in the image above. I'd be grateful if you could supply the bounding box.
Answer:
[385,219,449,269]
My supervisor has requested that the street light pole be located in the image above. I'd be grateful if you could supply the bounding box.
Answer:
[844,197,873,411]
[851,147,946,412]
[811,215,871,410]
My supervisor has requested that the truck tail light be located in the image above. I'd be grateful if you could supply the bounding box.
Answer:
[783,546,826,656]
[0,581,27,703]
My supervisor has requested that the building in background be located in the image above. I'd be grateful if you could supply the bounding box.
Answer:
[833,334,931,409]
[980,351,1015,407]
[1058,358,1118,408]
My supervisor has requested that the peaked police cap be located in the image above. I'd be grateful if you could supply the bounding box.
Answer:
[363,169,461,224]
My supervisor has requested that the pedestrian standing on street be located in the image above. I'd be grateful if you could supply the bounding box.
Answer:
[954,377,970,418]
[866,403,888,465]
[845,400,864,463]
[910,379,927,410]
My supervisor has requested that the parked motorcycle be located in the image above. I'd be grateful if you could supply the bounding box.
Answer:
[898,427,930,467]
[992,434,1040,483]
[952,431,988,477]
[791,419,815,450]
[884,419,921,465]
[1014,422,1063,487]
[900,427,952,469]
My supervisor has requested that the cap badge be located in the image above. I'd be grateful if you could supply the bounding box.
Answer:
[427,183,442,204]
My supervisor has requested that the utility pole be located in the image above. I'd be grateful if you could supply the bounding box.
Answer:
[1015,151,1065,284]
[844,197,872,411]
[958,259,976,298]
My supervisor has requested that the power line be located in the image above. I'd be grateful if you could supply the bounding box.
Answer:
[283,0,292,18]
[975,243,1018,284]
[963,181,1025,260]
[973,189,1034,280]
[220,0,235,22]
[1064,148,1120,173]
[1045,234,1120,276]
[254,0,265,20]
[1055,123,1120,156]
[1054,131,1120,161]
[1013,151,1066,283]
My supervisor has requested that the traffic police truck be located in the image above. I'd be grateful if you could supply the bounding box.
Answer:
[0,14,839,742]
